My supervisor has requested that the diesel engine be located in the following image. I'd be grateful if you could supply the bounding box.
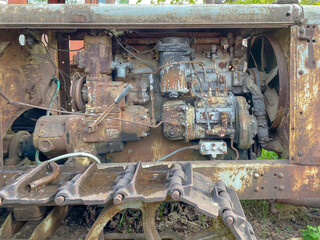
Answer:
[31,32,274,162]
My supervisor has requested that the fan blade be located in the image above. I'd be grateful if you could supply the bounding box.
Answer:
[261,38,265,72]
[264,86,279,122]
[264,66,278,85]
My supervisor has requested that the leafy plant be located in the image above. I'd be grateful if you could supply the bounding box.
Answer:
[300,225,320,240]
[257,148,278,160]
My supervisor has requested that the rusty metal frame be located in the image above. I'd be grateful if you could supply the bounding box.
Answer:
[0,4,304,29]
[0,160,319,203]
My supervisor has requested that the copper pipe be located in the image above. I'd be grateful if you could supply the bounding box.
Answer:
[27,162,60,191]
[230,138,239,160]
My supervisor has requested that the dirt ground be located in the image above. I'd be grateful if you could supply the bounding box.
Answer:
[1,201,320,239]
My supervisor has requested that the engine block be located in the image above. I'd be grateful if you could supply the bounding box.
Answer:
[29,32,271,161]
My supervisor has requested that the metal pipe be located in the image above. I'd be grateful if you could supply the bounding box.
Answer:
[27,162,60,191]
[230,138,239,161]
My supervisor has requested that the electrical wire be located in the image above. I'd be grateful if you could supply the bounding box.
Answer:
[43,36,84,52]
[191,78,211,130]
[46,152,101,164]
[35,150,41,165]
[31,52,68,94]
[46,78,60,116]
[124,40,160,54]
[35,78,61,164]
[156,146,197,162]
[0,88,177,129]
[105,30,156,72]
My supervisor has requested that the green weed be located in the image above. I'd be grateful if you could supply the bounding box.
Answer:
[257,148,278,160]
[300,225,320,240]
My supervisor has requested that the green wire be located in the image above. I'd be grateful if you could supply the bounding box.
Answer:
[35,150,41,165]
[46,78,60,116]
[35,78,60,164]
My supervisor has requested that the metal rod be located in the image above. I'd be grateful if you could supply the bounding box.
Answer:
[231,138,239,161]
[27,162,60,191]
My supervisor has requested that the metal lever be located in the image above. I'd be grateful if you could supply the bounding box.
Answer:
[86,84,133,133]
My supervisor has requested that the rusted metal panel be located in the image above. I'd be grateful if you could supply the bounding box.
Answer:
[289,24,320,165]
[0,5,304,29]
[0,30,56,138]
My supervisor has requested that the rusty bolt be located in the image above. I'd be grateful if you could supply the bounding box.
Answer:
[113,194,123,205]
[298,151,304,157]
[225,216,234,225]
[298,70,304,75]
[253,173,260,179]
[277,173,284,179]
[168,128,177,136]
[254,187,259,192]
[55,195,66,205]
[39,140,53,152]
[171,190,181,201]
[278,186,284,191]
[299,28,305,34]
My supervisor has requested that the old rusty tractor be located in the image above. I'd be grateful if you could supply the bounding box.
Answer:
[0,3,319,239]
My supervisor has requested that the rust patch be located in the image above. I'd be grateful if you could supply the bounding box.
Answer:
[218,61,227,70]
[290,25,320,165]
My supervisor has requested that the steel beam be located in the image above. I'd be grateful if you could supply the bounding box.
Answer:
[0,4,306,29]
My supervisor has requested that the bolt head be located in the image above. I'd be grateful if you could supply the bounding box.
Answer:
[171,190,181,201]
[55,195,66,205]
[113,194,123,205]
[225,216,234,225]
[253,173,260,179]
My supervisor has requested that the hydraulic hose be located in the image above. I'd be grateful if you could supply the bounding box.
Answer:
[46,152,101,164]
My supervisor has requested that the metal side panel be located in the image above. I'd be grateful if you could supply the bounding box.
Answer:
[290,24,320,165]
